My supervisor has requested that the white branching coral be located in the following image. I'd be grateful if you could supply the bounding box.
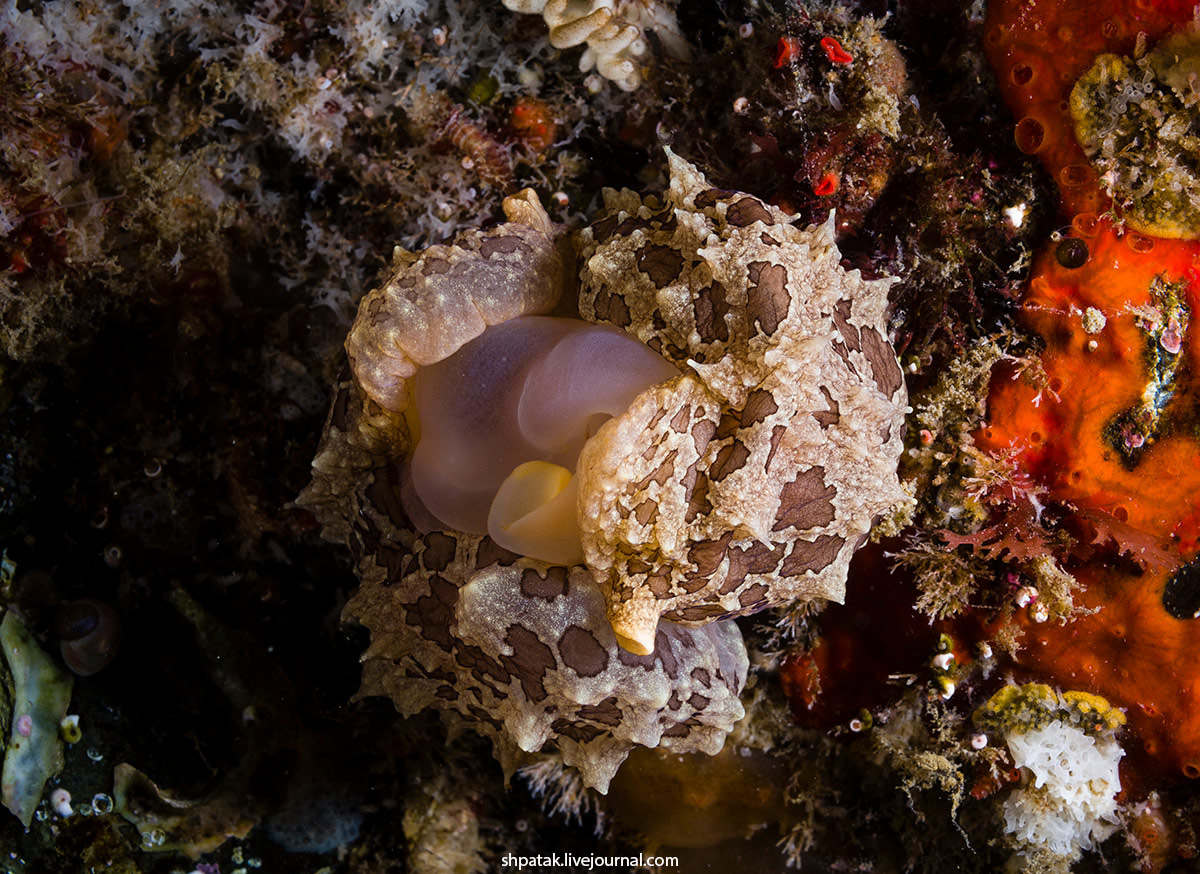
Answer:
[500,0,689,90]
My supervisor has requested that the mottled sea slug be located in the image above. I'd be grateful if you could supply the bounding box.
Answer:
[575,152,908,653]
[300,151,906,790]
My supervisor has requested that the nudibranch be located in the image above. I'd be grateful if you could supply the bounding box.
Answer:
[574,152,908,654]
[299,151,907,790]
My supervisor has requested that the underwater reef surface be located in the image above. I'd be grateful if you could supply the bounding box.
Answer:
[2,0,1200,872]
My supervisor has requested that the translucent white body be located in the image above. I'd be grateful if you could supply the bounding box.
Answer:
[409,316,678,562]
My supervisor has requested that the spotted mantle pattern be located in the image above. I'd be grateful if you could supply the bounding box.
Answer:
[300,153,905,789]
[349,517,746,793]
[299,189,747,793]
[574,150,908,650]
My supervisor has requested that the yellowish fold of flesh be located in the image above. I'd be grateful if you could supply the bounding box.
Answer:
[488,460,584,566]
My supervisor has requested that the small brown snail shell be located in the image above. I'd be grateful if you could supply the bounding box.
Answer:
[56,599,122,676]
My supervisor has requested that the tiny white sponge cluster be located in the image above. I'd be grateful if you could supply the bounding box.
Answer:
[1002,721,1124,859]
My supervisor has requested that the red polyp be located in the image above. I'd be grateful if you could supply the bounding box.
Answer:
[819,36,853,64]
[813,172,839,196]
[774,36,801,69]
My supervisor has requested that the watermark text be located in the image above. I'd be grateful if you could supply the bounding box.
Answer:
[499,852,678,870]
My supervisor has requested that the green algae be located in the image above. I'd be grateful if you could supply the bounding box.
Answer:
[975,683,1125,739]
[0,608,73,827]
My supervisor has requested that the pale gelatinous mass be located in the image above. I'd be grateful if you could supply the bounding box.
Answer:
[409,316,679,563]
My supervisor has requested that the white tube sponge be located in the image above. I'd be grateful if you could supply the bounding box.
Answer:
[500,0,689,91]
